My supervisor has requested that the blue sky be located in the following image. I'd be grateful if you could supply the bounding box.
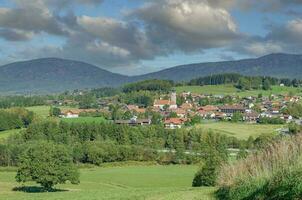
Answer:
[0,0,302,75]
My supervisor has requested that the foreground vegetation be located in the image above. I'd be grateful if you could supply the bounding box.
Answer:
[217,135,302,200]
[0,165,215,200]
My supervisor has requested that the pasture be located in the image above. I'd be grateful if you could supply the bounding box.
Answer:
[0,165,215,200]
[26,106,76,118]
[196,122,283,140]
[175,85,301,97]
[0,129,22,141]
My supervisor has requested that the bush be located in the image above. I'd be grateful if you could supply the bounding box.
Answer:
[192,149,225,187]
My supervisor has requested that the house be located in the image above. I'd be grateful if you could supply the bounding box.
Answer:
[243,111,259,123]
[196,105,219,119]
[60,110,81,118]
[180,102,193,110]
[199,105,219,112]
[115,116,151,126]
[164,118,186,129]
[219,105,245,116]
[126,105,146,113]
[173,108,187,118]
[214,112,227,120]
[154,92,177,110]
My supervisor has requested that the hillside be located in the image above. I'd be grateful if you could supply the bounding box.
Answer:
[0,58,129,94]
[134,53,302,81]
[0,53,302,94]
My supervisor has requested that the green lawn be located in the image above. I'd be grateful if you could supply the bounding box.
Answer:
[196,122,283,140]
[61,117,107,124]
[26,106,75,118]
[175,85,302,97]
[0,129,22,141]
[0,165,215,200]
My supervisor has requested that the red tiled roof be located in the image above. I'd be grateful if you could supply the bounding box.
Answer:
[154,99,170,105]
[164,118,186,125]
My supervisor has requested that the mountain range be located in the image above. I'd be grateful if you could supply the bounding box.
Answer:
[0,53,302,94]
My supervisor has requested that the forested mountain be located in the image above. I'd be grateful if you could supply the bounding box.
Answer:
[134,53,302,81]
[0,58,129,94]
[0,53,302,94]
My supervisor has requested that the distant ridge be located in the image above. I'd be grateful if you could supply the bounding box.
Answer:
[134,53,302,81]
[0,58,129,94]
[0,53,302,94]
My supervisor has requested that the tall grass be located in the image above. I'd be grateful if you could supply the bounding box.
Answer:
[217,135,302,200]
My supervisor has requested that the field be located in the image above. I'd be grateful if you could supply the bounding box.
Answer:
[0,165,215,200]
[175,85,302,97]
[197,122,283,140]
[26,106,75,118]
[0,129,22,141]
[61,117,107,124]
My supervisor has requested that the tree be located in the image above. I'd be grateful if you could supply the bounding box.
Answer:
[109,104,121,121]
[49,107,61,117]
[263,79,271,90]
[231,112,242,122]
[192,150,224,187]
[16,142,79,191]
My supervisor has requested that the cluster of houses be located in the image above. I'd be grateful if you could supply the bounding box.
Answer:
[58,91,300,129]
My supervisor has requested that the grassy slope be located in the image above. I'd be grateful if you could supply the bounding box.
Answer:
[196,122,283,140]
[0,165,215,200]
[0,129,22,140]
[175,85,301,97]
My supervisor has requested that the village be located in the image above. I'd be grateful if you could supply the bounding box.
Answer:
[58,90,301,129]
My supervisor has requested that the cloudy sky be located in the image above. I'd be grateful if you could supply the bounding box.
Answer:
[0,0,302,75]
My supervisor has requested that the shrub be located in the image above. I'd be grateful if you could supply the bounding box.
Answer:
[192,149,225,187]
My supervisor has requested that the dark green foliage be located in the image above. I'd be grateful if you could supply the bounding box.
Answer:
[231,112,243,123]
[16,141,79,190]
[121,91,155,107]
[189,73,241,86]
[282,103,302,118]
[0,119,240,167]
[236,147,248,160]
[0,108,33,131]
[263,79,272,90]
[122,79,173,93]
[288,122,301,135]
[192,150,224,187]
[49,107,61,117]
[0,96,45,109]
[258,117,285,124]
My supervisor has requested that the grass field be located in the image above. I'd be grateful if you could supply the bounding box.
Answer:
[0,129,22,141]
[26,106,75,118]
[196,122,283,140]
[175,85,302,97]
[61,117,107,124]
[0,165,215,200]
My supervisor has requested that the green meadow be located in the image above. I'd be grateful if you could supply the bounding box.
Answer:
[0,165,215,200]
[196,122,283,140]
[175,85,302,97]
[0,129,22,140]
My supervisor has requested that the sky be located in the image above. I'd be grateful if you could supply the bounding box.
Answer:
[0,0,302,75]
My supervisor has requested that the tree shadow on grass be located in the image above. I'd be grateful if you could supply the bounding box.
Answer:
[13,186,68,193]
